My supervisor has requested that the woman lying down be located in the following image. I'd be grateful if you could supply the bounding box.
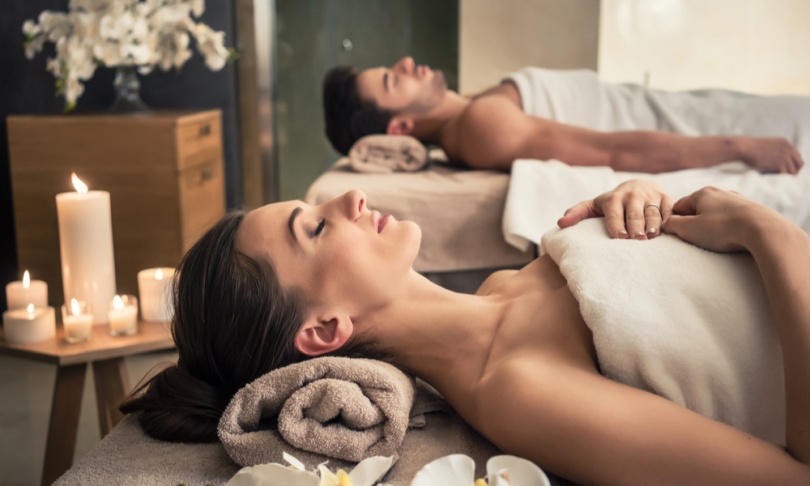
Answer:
[121,179,810,485]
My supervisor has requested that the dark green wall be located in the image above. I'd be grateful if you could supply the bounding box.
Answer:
[275,0,459,200]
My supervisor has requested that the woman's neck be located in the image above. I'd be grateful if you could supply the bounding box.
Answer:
[354,270,506,392]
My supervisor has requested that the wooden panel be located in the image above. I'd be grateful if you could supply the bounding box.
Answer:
[179,156,226,251]
[176,112,222,171]
[7,111,224,304]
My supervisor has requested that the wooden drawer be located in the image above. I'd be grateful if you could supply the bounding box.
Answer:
[179,157,226,251]
[176,114,222,171]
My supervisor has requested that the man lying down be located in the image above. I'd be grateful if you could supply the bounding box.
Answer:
[323,57,807,175]
[120,176,810,485]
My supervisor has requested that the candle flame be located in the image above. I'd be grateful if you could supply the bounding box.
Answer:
[23,270,30,288]
[71,298,80,316]
[155,269,164,280]
[113,295,124,310]
[26,303,34,314]
[71,172,88,194]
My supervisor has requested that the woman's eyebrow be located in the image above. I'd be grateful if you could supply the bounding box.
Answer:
[383,72,389,92]
[288,206,302,243]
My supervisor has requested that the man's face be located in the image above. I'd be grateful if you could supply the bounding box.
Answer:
[355,56,448,115]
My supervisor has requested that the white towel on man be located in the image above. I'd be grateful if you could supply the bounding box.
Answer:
[505,67,810,158]
[541,218,785,445]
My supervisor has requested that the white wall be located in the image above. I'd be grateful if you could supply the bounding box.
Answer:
[459,0,600,93]
[599,0,810,95]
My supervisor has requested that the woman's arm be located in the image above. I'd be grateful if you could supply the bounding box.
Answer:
[662,187,810,462]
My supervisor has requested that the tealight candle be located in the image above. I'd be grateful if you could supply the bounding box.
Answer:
[56,172,117,324]
[61,299,93,344]
[3,304,56,345]
[109,295,138,336]
[5,270,48,310]
[138,267,175,322]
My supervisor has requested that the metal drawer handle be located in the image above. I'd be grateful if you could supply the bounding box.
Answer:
[199,124,211,137]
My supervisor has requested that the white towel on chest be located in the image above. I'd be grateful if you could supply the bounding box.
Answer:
[541,218,785,445]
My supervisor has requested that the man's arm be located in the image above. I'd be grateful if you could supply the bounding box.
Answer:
[456,97,803,174]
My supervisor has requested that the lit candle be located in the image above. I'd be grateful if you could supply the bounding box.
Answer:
[56,172,117,324]
[138,267,175,322]
[5,270,48,310]
[109,295,138,336]
[3,303,56,345]
[62,298,93,344]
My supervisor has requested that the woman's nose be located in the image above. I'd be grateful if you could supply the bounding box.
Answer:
[339,189,366,220]
[394,56,414,74]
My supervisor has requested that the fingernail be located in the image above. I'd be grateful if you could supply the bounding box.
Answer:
[634,231,646,239]
[618,229,629,238]
[647,227,657,235]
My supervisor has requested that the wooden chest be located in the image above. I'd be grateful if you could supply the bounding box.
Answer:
[7,110,226,306]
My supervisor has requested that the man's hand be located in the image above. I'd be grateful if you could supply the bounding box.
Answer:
[740,137,804,174]
[557,179,675,239]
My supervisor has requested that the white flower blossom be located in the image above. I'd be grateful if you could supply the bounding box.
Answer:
[225,452,395,486]
[22,0,232,111]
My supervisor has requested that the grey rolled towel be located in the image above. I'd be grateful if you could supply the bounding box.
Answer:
[218,357,415,467]
[348,134,429,173]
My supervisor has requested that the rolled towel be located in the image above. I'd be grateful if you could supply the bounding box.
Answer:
[348,135,429,173]
[218,357,415,467]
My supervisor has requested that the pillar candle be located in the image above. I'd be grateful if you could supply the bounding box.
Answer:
[138,268,175,322]
[56,173,116,324]
[5,270,48,310]
[3,304,56,344]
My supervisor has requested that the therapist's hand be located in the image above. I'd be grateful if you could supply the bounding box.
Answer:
[558,179,674,239]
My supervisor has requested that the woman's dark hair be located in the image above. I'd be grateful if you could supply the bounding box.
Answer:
[323,65,394,155]
[120,211,307,442]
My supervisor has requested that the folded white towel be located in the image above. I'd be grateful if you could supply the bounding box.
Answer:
[541,219,785,445]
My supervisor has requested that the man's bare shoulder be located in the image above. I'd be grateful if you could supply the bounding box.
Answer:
[468,80,523,107]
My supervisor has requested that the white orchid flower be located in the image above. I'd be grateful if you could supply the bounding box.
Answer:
[410,454,551,486]
[23,0,232,110]
[225,452,395,486]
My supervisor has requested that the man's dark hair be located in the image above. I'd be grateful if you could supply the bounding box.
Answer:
[323,66,394,155]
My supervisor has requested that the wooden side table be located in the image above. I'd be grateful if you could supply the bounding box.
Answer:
[0,320,174,486]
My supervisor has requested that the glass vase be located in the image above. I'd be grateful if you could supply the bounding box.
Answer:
[109,66,151,114]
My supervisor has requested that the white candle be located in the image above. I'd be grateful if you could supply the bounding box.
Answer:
[3,304,56,344]
[109,295,138,336]
[5,270,48,310]
[56,172,117,324]
[138,267,175,322]
[62,298,93,344]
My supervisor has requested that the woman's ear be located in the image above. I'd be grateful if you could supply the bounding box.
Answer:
[386,116,414,136]
[294,313,354,357]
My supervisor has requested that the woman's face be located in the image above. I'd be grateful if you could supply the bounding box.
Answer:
[236,190,421,316]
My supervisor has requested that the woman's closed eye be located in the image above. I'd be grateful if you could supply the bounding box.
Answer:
[309,219,326,238]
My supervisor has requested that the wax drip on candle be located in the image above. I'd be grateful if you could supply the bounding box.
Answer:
[70,298,81,316]
[113,295,124,310]
[23,270,30,288]
[26,304,34,316]
[71,172,88,194]
[155,269,164,280]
